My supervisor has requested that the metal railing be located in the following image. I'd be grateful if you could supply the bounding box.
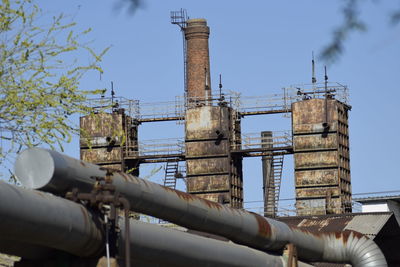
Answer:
[84,82,349,123]
[283,82,349,105]
[125,138,185,157]
[239,131,292,150]
[244,199,362,217]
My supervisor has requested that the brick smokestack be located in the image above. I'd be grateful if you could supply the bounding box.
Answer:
[184,18,211,101]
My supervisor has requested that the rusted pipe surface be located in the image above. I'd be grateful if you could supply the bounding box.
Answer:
[0,181,104,257]
[120,219,315,267]
[15,148,387,266]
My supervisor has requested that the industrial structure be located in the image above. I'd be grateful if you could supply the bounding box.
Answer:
[80,10,351,216]
[6,10,400,267]
[11,148,390,266]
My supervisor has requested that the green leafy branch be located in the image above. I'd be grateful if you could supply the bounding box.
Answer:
[0,0,109,165]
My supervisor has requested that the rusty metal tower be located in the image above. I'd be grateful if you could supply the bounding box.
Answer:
[79,12,352,217]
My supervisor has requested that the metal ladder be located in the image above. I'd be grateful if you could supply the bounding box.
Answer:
[159,160,181,224]
[163,160,179,189]
[265,155,284,217]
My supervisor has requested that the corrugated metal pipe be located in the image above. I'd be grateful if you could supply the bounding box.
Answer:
[0,181,313,267]
[15,148,388,267]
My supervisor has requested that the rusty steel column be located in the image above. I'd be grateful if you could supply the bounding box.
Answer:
[185,106,243,208]
[183,18,243,208]
[261,131,275,217]
[184,18,211,103]
[292,99,352,216]
[80,109,139,175]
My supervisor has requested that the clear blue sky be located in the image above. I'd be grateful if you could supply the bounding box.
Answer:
[25,1,400,212]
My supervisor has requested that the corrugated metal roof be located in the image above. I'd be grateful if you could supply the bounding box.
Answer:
[278,212,393,239]
[344,213,392,238]
[355,195,400,203]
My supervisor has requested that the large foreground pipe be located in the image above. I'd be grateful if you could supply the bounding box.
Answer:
[124,220,313,267]
[0,181,312,267]
[0,239,56,260]
[15,148,387,267]
[0,181,104,257]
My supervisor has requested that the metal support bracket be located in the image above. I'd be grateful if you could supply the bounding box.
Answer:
[66,170,131,267]
[283,243,298,267]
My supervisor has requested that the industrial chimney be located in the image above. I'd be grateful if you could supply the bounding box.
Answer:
[184,18,212,103]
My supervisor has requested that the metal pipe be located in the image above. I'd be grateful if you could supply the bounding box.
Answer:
[15,148,387,266]
[120,198,131,267]
[121,219,313,267]
[0,181,104,257]
[0,180,311,267]
[104,214,111,267]
[0,239,58,260]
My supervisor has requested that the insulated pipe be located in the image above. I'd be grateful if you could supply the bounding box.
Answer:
[0,239,57,260]
[0,181,104,257]
[122,219,314,267]
[0,181,311,267]
[0,182,310,267]
[15,148,387,267]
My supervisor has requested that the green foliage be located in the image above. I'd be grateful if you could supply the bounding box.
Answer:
[320,0,400,63]
[0,0,109,166]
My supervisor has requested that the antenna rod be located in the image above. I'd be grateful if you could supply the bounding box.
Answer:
[323,66,329,130]
[111,81,115,108]
[312,51,316,84]
[219,74,222,99]
[324,66,328,94]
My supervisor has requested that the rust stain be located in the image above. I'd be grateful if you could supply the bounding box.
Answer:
[337,230,365,244]
[252,213,271,238]
[165,188,229,211]
[199,198,222,211]
[163,186,197,202]
[163,186,175,193]
[80,161,87,167]
[174,189,195,202]
[118,172,133,182]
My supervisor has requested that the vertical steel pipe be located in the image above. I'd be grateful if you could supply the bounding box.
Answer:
[15,148,387,267]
